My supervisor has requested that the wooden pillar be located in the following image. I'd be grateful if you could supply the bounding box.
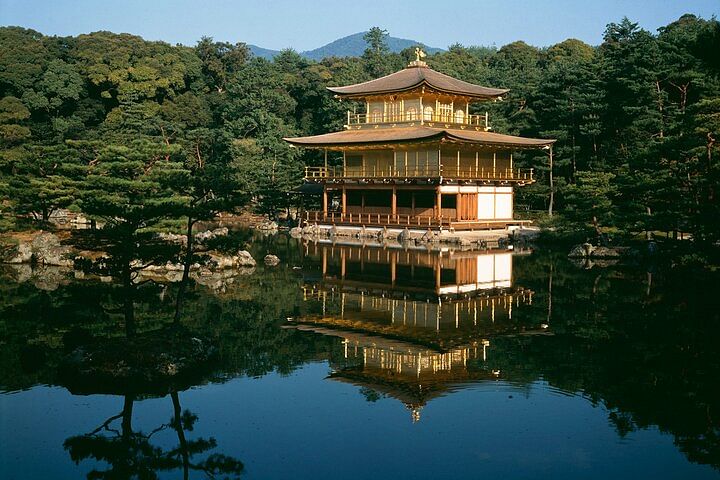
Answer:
[391,253,396,286]
[340,249,346,279]
[457,192,462,221]
[436,188,442,219]
[435,256,441,291]
[322,187,328,216]
[342,187,346,214]
[322,248,327,275]
[391,186,397,216]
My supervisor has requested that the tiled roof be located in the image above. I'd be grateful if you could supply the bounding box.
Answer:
[285,125,555,149]
[327,65,508,99]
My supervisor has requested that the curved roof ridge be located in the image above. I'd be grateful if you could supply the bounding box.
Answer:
[327,65,508,100]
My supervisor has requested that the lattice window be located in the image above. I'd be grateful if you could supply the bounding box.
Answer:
[438,103,453,122]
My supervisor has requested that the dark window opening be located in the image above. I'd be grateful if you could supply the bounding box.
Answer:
[440,268,457,285]
[397,191,413,208]
[347,191,362,206]
[364,190,392,207]
[414,191,435,208]
[441,194,457,209]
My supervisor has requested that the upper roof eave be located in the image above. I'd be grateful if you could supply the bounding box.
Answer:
[283,126,556,150]
[327,65,509,100]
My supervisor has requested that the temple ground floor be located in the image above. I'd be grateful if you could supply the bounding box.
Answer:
[303,184,530,231]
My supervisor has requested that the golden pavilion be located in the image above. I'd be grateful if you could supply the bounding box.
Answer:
[290,241,543,421]
[285,50,555,232]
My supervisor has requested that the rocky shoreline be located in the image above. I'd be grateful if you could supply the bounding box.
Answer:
[0,229,281,291]
[289,223,539,249]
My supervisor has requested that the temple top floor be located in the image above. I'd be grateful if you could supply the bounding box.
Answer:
[327,61,508,102]
[328,61,509,131]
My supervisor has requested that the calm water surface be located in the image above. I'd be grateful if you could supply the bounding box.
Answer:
[1,233,719,479]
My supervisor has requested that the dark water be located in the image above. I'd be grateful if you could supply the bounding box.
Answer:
[1,233,719,479]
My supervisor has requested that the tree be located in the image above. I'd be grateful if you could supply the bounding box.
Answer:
[195,36,249,93]
[362,27,392,78]
[563,171,618,242]
[70,140,190,336]
[4,144,81,221]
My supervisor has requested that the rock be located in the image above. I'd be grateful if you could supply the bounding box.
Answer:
[235,250,256,267]
[35,267,68,291]
[591,246,623,258]
[3,242,32,264]
[209,253,236,269]
[569,243,636,261]
[164,261,185,271]
[302,223,320,236]
[257,220,278,231]
[398,228,411,243]
[157,232,187,244]
[264,254,280,266]
[31,233,74,267]
[568,243,595,258]
[418,229,440,245]
[194,230,215,243]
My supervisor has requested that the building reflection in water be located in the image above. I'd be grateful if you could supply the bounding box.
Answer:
[291,240,542,421]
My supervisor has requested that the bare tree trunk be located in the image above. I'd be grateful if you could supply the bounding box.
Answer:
[546,262,553,325]
[123,264,136,338]
[171,392,190,480]
[655,80,664,139]
[174,216,196,324]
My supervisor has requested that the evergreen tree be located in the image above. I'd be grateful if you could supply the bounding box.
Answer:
[71,140,190,336]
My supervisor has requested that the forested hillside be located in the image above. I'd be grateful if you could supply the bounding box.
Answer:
[1,18,719,256]
[248,31,442,60]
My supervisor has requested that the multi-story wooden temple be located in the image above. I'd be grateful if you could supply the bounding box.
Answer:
[295,241,535,348]
[290,242,543,421]
[286,50,555,232]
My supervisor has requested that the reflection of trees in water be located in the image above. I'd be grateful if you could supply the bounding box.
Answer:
[2,246,720,471]
[64,391,243,479]
[493,253,720,470]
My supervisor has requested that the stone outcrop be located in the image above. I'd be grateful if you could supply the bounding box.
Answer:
[256,220,279,231]
[157,227,229,245]
[568,243,636,259]
[1,232,73,267]
[264,254,280,266]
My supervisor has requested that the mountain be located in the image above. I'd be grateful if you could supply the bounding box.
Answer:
[248,32,443,60]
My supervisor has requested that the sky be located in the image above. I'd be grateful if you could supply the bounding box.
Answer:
[1,0,718,51]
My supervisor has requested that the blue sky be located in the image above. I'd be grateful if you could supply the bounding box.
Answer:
[1,0,718,50]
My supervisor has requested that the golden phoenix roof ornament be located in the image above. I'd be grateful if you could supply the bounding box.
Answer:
[409,47,428,67]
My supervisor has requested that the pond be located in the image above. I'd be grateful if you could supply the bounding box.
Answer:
[1,232,719,479]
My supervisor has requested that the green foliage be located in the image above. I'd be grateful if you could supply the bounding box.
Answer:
[0,15,719,255]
